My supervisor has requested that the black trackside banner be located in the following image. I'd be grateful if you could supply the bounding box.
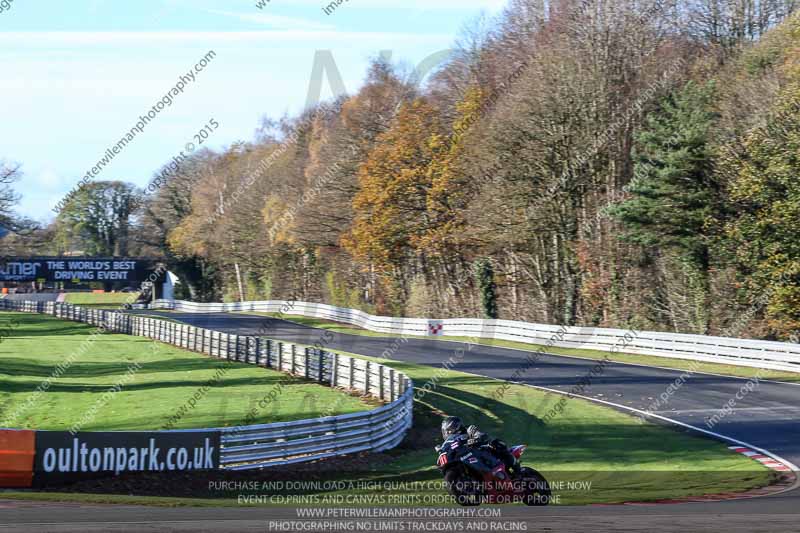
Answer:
[0,257,164,283]
[32,431,220,486]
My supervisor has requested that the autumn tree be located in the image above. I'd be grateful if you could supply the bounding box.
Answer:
[344,99,445,311]
[688,0,797,54]
[720,75,800,338]
[142,149,219,300]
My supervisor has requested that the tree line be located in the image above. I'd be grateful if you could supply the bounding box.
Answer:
[3,0,799,341]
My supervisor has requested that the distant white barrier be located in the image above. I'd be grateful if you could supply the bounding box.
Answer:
[151,300,800,374]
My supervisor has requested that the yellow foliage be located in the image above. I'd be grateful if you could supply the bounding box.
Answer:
[344,89,491,271]
[263,194,296,246]
[343,99,442,273]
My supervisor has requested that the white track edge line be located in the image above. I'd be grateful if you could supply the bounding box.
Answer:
[163,311,800,499]
[515,381,800,499]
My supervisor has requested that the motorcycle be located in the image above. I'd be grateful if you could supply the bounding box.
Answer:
[435,434,551,506]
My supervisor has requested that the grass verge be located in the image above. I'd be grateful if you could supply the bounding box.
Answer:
[63,292,141,309]
[0,312,369,431]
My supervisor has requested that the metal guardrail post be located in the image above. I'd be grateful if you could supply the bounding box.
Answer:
[349,357,355,389]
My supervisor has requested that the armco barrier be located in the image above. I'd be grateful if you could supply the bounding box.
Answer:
[151,299,800,374]
[0,300,413,477]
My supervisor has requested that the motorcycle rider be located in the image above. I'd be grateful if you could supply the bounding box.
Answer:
[440,416,520,476]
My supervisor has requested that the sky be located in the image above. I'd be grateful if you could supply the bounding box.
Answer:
[1,0,506,221]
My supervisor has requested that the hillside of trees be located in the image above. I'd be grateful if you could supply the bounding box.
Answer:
[4,0,800,341]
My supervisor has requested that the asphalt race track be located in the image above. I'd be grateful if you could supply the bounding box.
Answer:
[2,498,800,532]
[4,310,800,531]
[135,311,800,472]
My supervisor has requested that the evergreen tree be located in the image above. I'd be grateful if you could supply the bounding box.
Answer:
[609,81,720,271]
[475,258,498,319]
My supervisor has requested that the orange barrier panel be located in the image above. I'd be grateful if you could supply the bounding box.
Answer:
[92,290,105,294]
[0,430,35,488]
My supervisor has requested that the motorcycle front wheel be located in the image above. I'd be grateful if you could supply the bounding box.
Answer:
[444,468,483,506]
[518,467,551,506]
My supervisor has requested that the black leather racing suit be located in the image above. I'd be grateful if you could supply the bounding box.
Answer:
[466,425,519,474]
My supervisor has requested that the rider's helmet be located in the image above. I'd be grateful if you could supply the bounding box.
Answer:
[441,416,466,440]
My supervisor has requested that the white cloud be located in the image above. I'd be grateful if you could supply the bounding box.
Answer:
[205,9,335,31]
[32,169,64,189]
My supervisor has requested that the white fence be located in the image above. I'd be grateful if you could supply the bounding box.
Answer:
[0,300,413,470]
[151,299,800,374]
